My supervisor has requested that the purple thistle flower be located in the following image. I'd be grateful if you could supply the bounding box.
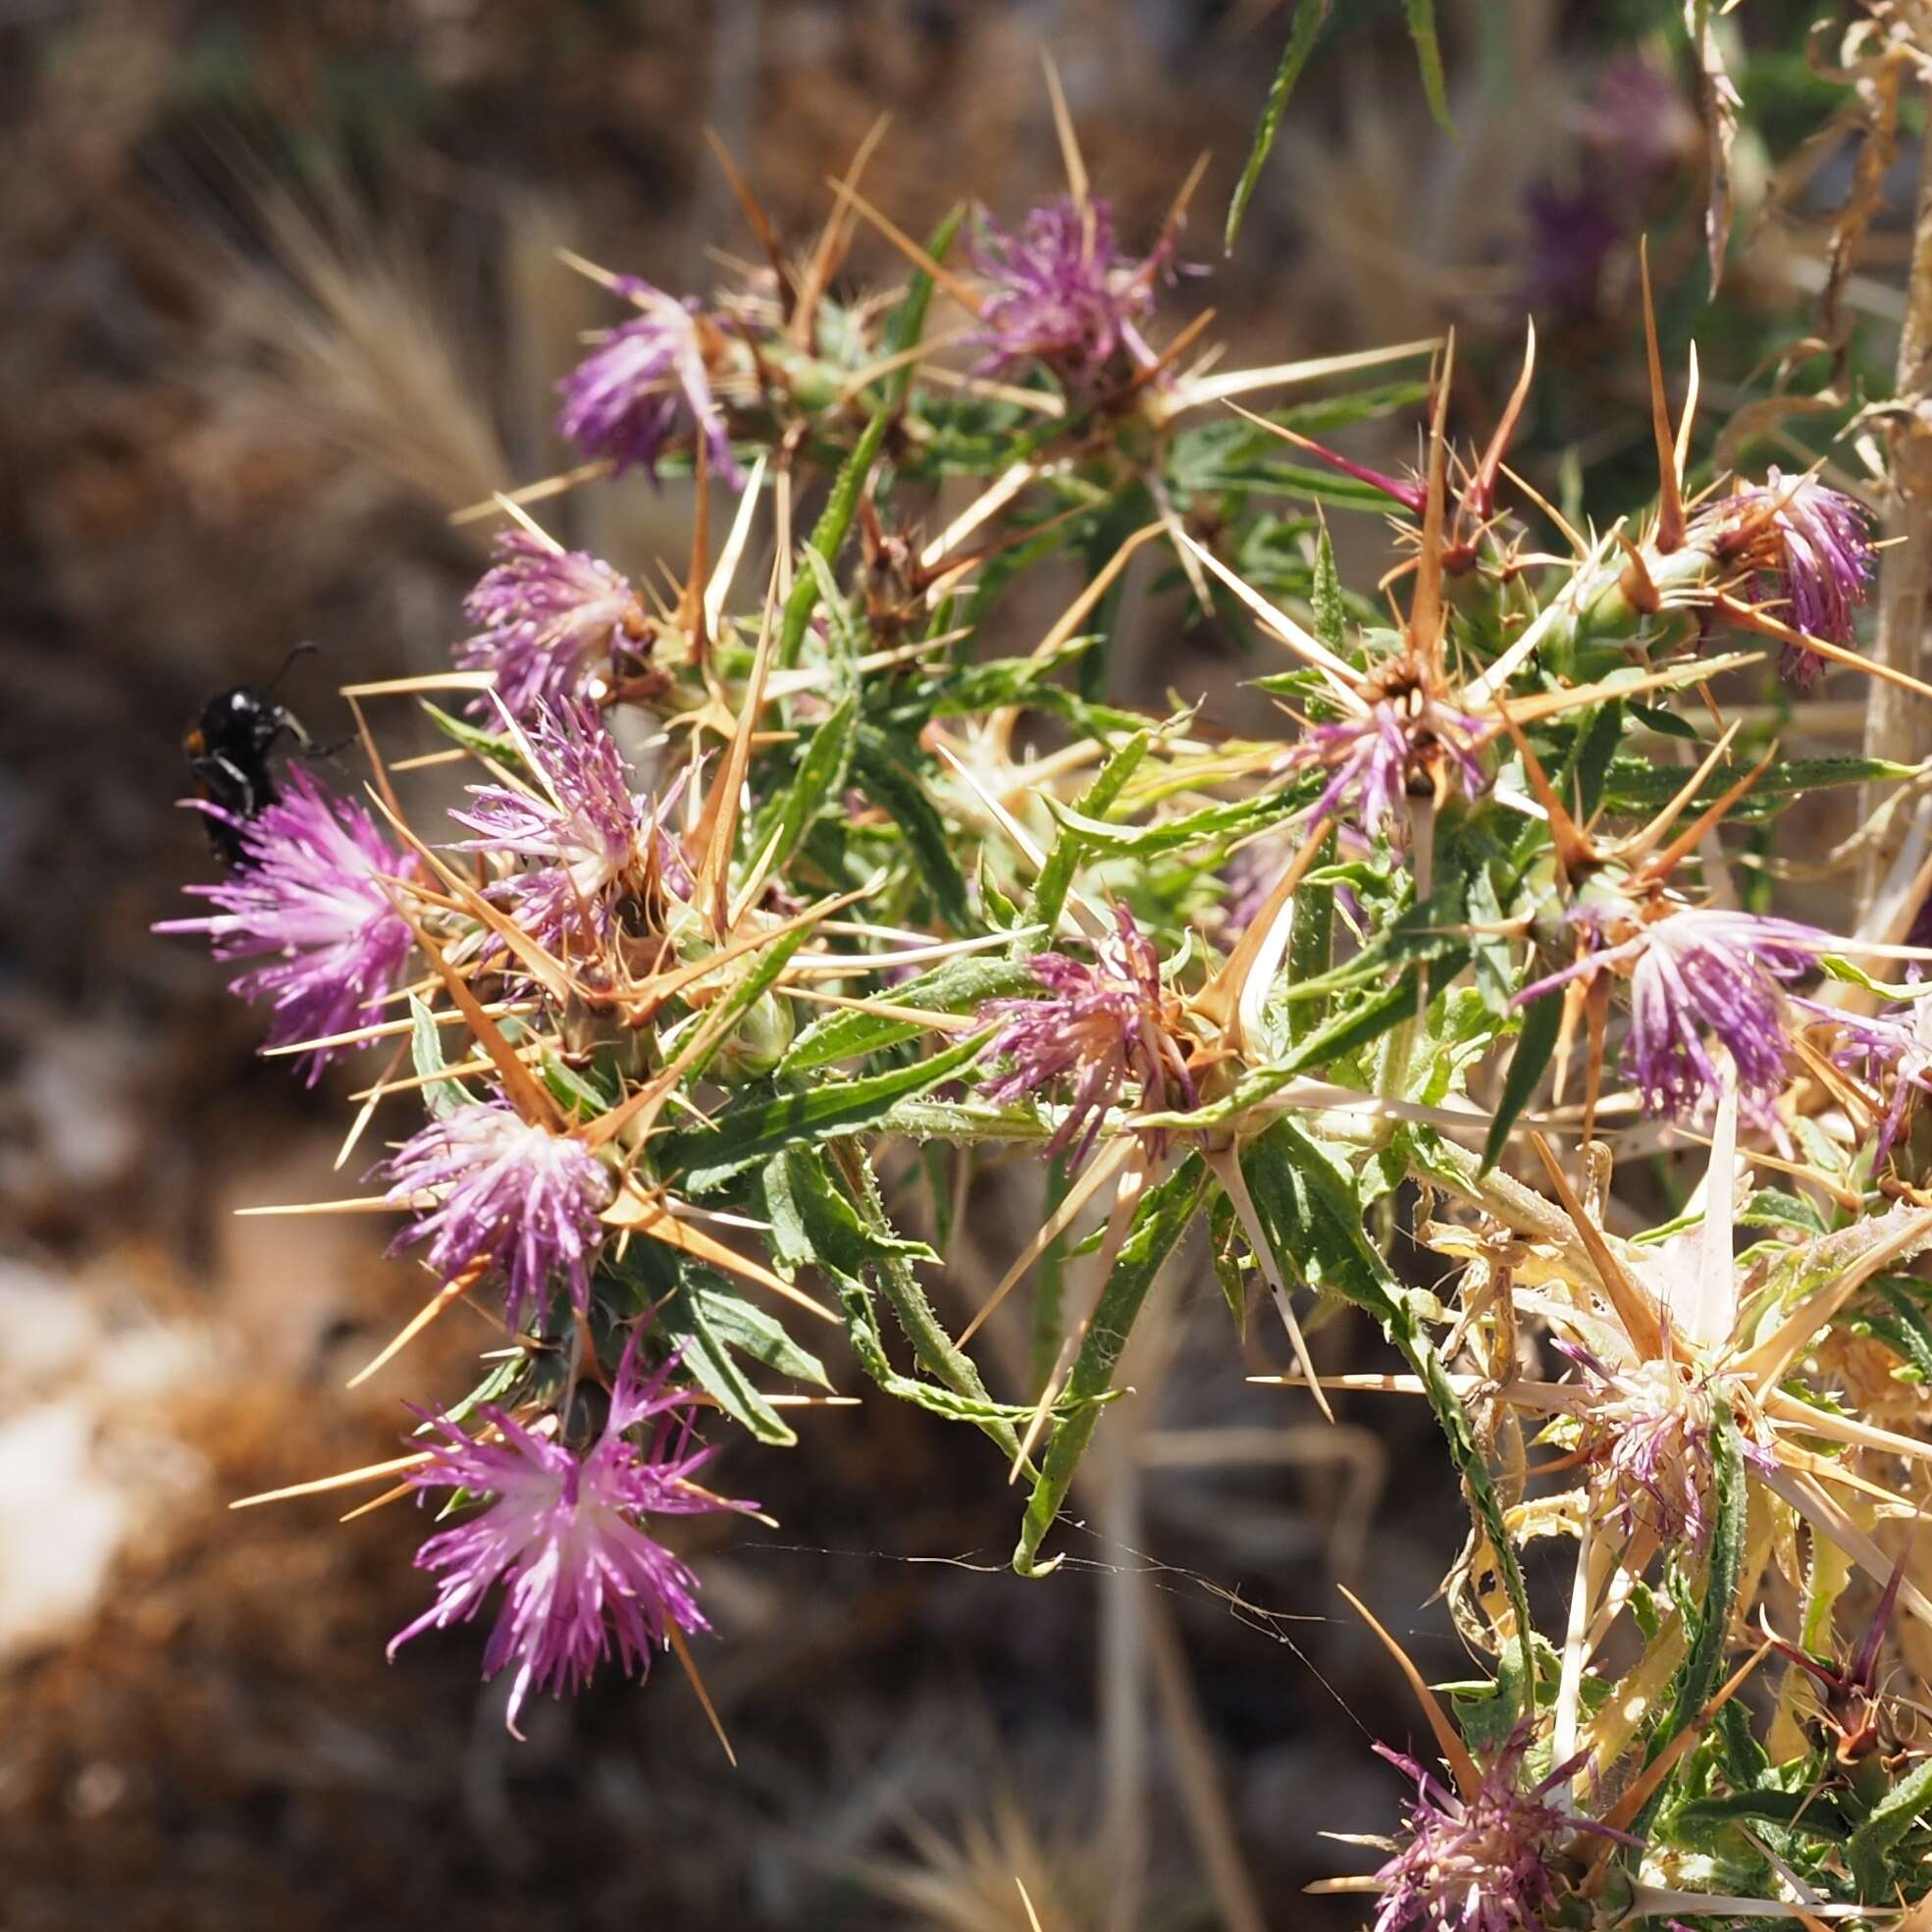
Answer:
[1698,470,1874,687]
[556,280,744,488]
[966,194,1171,392]
[1520,906,1826,1123]
[155,767,416,1083]
[1519,184,1625,318]
[455,532,647,722]
[977,905,1194,1163]
[1284,698,1488,837]
[1368,1726,1631,1932]
[1574,58,1700,187]
[452,700,690,952]
[1799,996,1932,1166]
[392,1335,754,1735]
[382,1097,616,1326]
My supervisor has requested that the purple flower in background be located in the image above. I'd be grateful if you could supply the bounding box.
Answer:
[453,701,687,950]
[967,194,1170,391]
[383,1098,615,1326]
[1283,698,1487,837]
[978,905,1194,1162]
[155,767,416,1082]
[1801,996,1932,1166]
[1520,907,1826,1123]
[1575,58,1700,186]
[557,281,743,488]
[1699,470,1874,687]
[456,532,646,721]
[1519,184,1625,318]
[1368,1726,1628,1932]
[392,1337,753,1734]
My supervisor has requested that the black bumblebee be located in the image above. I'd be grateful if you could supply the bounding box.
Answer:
[183,646,314,866]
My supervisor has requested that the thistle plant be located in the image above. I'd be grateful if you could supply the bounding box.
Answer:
[164,23,1932,1926]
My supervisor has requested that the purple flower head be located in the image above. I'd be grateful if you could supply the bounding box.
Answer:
[392,1335,755,1734]
[977,905,1194,1163]
[1283,696,1488,838]
[452,701,690,952]
[456,532,646,721]
[383,1097,616,1328]
[966,194,1171,392]
[1369,1725,1630,1932]
[1699,470,1874,686]
[1800,996,1932,1167]
[155,767,417,1083]
[1520,906,1826,1124]
[556,280,744,488]
[1520,184,1625,318]
[1574,59,1701,186]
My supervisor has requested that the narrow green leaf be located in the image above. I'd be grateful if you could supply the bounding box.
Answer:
[1405,0,1453,133]
[1482,988,1561,1173]
[781,952,1040,1074]
[1850,1753,1932,1901]
[662,1025,992,1192]
[1225,0,1332,253]
[853,728,973,932]
[409,994,467,1120]
[754,691,859,874]
[659,1277,800,1445]
[1014,1154,1206,1576]
[1241,1119,1535,1700]
[1028,728,1150,942]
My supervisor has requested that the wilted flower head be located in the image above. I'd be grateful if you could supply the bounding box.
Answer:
[1521,905,1825,1123]
[156,767,416,1082]
[1699,469,1874,686]
[978,904,1194,1162]
[557,280,743,488]
[392,1337,752,1733]
[1369,1726,1625,1932]
[456,532,646,721]
[1560,1345,1725,1546]
[383,1097,616,1327]
[452,701,689,951]
[1284,696,1487,837]
[967,194,1169,391]
[1801,995,1932,1166]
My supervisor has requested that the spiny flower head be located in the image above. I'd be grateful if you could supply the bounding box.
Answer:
[978,904,1193,1163]
[557,280,743,488]
[1369,1726,1625,1932]
[155,766,417,1083]
[1557,1343,1764,1547]
[452,700,689,952]
[392,1337,753,1734]
[456,532,647,721]
[1801,995,1932,1166]
[382,1096,616,1327]
[966,194,1169,391]
[1284,694,1487,837]
[1521,904,1826,1123]
[1698,469,1874,686]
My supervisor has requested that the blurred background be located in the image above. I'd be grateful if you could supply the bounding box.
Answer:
[0,2,1892,1925]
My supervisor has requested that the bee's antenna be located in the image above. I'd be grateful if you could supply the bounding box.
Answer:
[267,640,320,696]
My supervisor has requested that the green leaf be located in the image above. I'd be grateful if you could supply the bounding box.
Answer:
[753,691,859,875]
[1311,523,1346,654]
[1240,1119,1535,1699]
[1405,0,1453,133]
[1599,755,1919,820]
[661,1025,992,1192]
[1675,1788,1850,1850]
[409,994,468,1120]
[1738,1189,1830,1237]
[658,1276,815,1445]
[853,727,973,932]
[418,700,523,773]
[1029,728,1150,941]
[674,916,816,1089]
[1225,0,1332,253]
[1014,1154,1207,1576]
[1483,987,1560,1173]
[781,951,1040,1074]
[1041,788,1299,861]
[776,405,893,672]
[1850,1753,1932,1901]
[1647,1399,1746,1786]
